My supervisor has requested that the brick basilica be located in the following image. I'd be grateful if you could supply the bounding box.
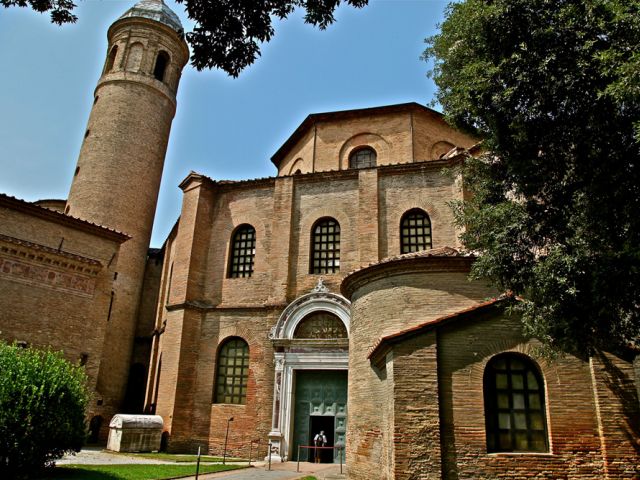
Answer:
[1,1,639,478]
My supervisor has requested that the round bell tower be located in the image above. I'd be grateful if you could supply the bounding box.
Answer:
[66,0,189,418]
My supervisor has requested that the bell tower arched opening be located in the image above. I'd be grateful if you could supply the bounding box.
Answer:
[153,50,170,82]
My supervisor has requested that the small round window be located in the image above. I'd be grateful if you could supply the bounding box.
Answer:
[349,147,377,169]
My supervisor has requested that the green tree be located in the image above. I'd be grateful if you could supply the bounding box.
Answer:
[0,0,76,25]
[0,0,368,77]
[425,0,640,354]
[0,342,89,478]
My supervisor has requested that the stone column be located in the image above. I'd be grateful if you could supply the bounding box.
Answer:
[267,353,286,462]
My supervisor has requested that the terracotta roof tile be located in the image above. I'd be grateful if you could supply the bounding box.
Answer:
[367,295,513,364]
[345,246,473,279]
[0,194,130,242]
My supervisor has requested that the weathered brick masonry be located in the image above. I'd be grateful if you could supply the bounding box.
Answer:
[0,194,127,422]
[345,261,640,479]
[1,2,638,477]
[146,99,479,460]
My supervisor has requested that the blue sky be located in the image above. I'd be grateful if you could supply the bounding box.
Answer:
[0,0,449,246]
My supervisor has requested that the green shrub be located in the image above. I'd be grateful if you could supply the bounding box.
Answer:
[0,342,89,478]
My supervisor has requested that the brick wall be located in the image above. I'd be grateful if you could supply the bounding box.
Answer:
[391,332,442,479]
[344,266,495,480]
[411,109,477,161]
[0,200,123,423]
[276,105,478,176]
[376,310,640,480]
[346,265,640,480]
[589,351,640,478]
[378,164,463,258]
[438,314,604,479]
[152,155,478,457]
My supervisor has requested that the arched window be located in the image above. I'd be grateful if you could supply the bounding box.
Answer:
[228,224,256,278]
[154,51,170,82]
[349,147,377,169]
[400,208,432,253]
[105,45,118,72]
[310,218,340,274]
[484,353,548,453]
[214,338,249,405]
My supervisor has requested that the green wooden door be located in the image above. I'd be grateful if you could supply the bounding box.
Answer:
[292,370,347,462]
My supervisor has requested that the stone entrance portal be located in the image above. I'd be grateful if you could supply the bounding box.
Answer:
[267,281,350,462]
[292,370,348,463]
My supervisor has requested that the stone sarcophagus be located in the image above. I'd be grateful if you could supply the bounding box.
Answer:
[106,414,163,452]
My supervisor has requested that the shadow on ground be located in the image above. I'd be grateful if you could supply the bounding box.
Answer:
[38,467,120,480]
[36,464,244,480]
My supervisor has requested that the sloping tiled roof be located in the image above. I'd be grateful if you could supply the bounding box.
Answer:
[180,155,470,193]
[0,194,130,242]
[351,246,472,276]
[341,246,476,298]
[368,296,513,367]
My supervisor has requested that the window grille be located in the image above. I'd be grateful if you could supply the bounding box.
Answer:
[484,354,549,452]
[228,225,256,278]
[349,147,377,169]
[310,218,340,274]
[214,338,249,404]
[400,209,432,253]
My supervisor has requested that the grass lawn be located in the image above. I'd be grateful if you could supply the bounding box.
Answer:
[125,452,247,463]
[298,477,318,480]
[38,463,246,480]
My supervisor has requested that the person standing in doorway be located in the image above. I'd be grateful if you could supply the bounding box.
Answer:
[314,430,327,463]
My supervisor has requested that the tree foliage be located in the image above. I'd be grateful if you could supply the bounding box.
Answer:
[0,342,89,478]
[425,0,640,354]
[0,0,77,25]
[1,0,368,77]
[176,0,368,76]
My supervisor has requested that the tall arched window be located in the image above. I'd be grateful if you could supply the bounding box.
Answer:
[310,218,340,274]
[484,353,549,453]
[105,45,118,72]
[349,147,377,169]
[228,224,256,278]
[400,208,432,253]
[214,338,249,404]
[154,51,170,82]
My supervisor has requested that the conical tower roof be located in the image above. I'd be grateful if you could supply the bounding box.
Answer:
[119,0,183,33]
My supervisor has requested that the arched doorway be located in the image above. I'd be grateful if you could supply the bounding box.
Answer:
[88,415,103,444]
[267,280,350,462]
